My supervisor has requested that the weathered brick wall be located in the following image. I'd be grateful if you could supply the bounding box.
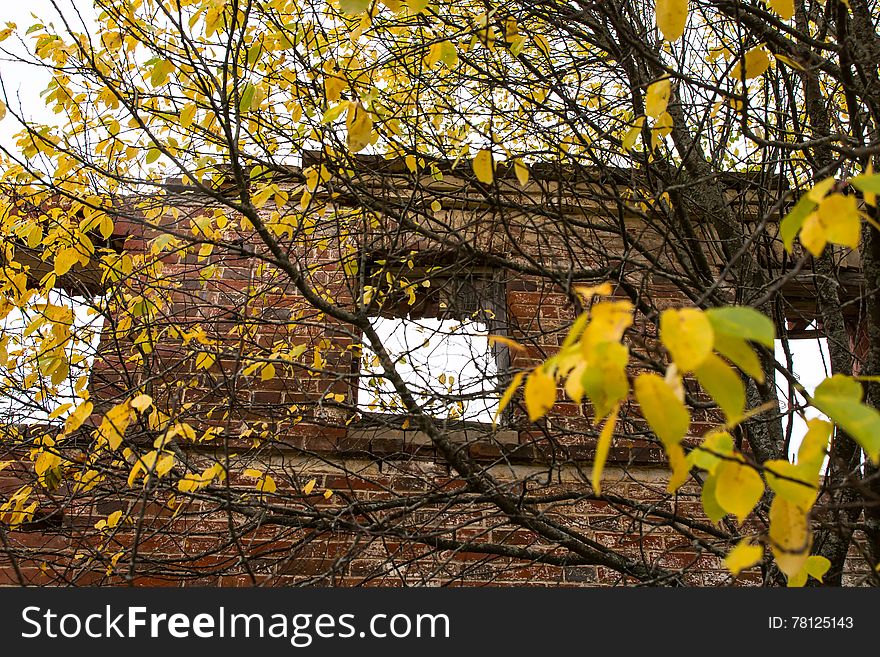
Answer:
[1,166,870,586]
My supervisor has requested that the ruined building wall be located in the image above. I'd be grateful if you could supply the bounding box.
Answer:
[0,163,870,586]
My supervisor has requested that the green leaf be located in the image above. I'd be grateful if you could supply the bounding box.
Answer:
[715,459,763,522]
[634,373,690,448]
[239,82,256,113]
[814,373,862,401]
[811,394,880,464]
[701,474,727,523]
[705,306,775,348]
[689,430,734,474]
[850,173,880,193]
[339,0,371,14]
[694,353,746,424]
[713,333,764,382]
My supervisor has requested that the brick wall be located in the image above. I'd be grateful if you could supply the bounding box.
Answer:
[0,163,871,586]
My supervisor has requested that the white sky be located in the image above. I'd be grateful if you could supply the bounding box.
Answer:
[0,1,67,149]
[775,335,831,462]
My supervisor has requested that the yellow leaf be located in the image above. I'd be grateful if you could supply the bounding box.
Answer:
[591,405,619,495]
[494,371,524,426]
[472,149,494,184]
[303,478,316,495]
[99,402,134,450]
[179,102,197,128]
[580,342,629,421]
[324,76,346,103]
[261,363,276,381]
[156,453,175,477]
[732,48,770,80]
[244,468,264,479]
[655,0,688,42]
[0,99,6,121]
[774,53,803,70]
[488,335,526,352]
[339,0,370,14]
[645,79,671,118]
[666,442,691,493]
[258,475,277,494]
[48,403,72,420]
[808,176,837,202]
[195,352,215,370]
[64,401,93,434]
[54,247,81,276]
[804,555,831,583]
[346,102,373,152]
[514,159,529,186]
[533,34,551,58]
[724,540,763,576]
[574,282,613,301]
[634,373,690,448]
[795,418,831,473]
[799,211,827,256]
[693,353,746,424]
[107,510,123,528]
[764,460,817,511]
[305,167,320,192]
[689,430,734,474]
[130,394,152,412]
[564,361,587,404]
[524,368,556,422]
[35,451,61,477]
[581,300,633,353]
[323,489,334,499]
[715,459,763,521]
[622,116,645,151]
[651,111,673,149]
[660,307,714,372]
[769,496,811,577]
[439,40,458,67]
[818,193,860,250]
[768,0,794,19]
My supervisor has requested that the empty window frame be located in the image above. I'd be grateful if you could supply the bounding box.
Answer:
[774,319,831,465]
[357,265,508,424]
[0,289,104,425]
